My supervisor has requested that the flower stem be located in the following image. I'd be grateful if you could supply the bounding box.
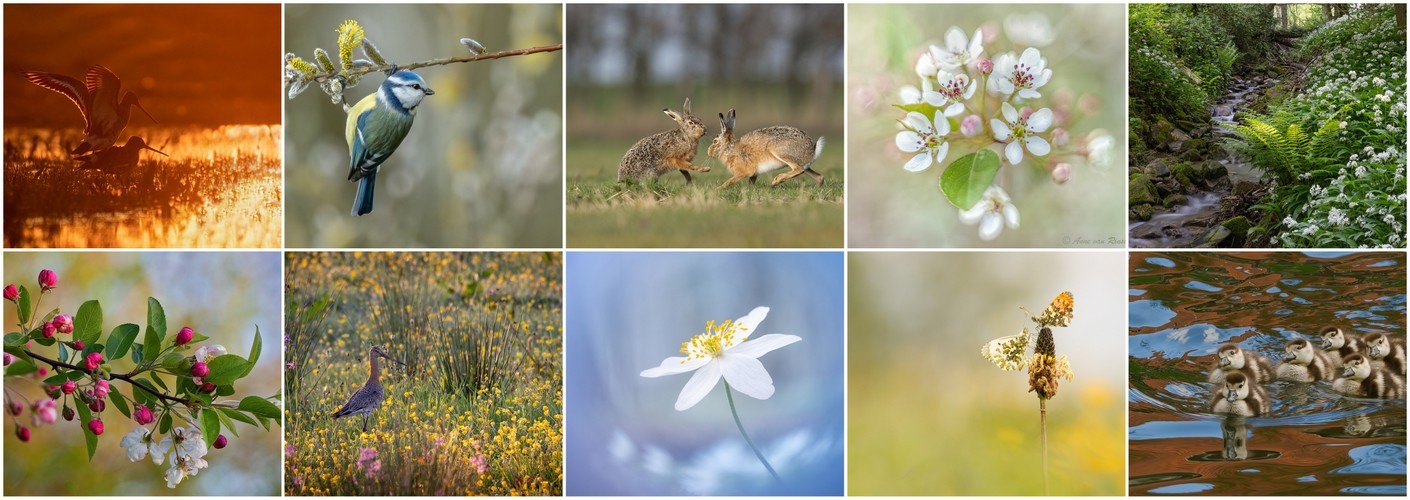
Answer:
[1039,397,1049,495]
[724,381,782,484]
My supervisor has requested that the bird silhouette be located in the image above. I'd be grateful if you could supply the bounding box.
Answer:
[74,136,167,173]
[23,65,157,156]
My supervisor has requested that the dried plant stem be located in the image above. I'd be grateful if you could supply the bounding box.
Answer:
[1039,397,1049,496]
[301,44,562,82]
[724,381,783,484]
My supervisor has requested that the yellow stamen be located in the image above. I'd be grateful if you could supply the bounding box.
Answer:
[679,319,751,361]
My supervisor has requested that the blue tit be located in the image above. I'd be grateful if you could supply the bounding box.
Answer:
[346,70,435,216]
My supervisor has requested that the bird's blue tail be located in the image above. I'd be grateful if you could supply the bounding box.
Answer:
[351,170,377,216]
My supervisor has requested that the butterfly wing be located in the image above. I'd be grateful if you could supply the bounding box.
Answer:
[981,330,1031,371]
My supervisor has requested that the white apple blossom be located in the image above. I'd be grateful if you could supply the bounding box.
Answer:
[990,102,1052,165]
[930,26,984,70]
[896,111,952,171]
[923,71,977,117]
[988,48,1052,99]
[959,185,1021,241]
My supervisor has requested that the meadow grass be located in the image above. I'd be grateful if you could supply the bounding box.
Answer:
[3,126,282,247]
[284,252,562,496]
[566,140,844,248]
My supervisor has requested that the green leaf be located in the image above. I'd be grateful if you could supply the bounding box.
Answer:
[3,333,23,347]
[4,360,37,376]
[3,345,33,365]
[74,300,103,346]
[893,102,944,120]
[160,352,190,373]
[17,286,31,325]
[237,396,280,420]
[204,355,251,385]
[213,407,239,437]
[131,384,154,408]
[218,406,258,428]
[110,391,132,419]
[159,411,172,434]
[200,409,220,446]
[43,373,69,386]
[147,297,167,341]
[939,149,1002,209]
[244,326,262,377]
[105,324,140,359]
[142,326,161,366]
[75,400,97,461]
[149,374,169,391]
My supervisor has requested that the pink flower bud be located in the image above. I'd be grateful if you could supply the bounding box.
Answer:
[2,353,13,366]
[87,418,103,436]
[88,399,105,412]
[3,285,17,301]
[190,362,210,378]
[38,270,57,291]
[52,315,73,334]
[72,341,84,350]
[62,406,74,422]
[34,400,58,425]
[94,380,110,399]
[1052,163,1072,185]
[977,58,994,75]
[201,382,216,392]
[176,327,195,346]
[60,381,76,395]
[214,434,228,449]
[960,114,983,138]
[84,352,103,372]
[16,426,29,442]
[8,401,22,416]
[41,323,56,338]
[134,404,155,425]
[1051,128,1070,147]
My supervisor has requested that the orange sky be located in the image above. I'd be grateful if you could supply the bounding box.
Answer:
[4,4,281,127]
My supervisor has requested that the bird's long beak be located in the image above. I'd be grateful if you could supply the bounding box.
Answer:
[382,352,407,367]
[135,99,158,124]
[143,145,169,157]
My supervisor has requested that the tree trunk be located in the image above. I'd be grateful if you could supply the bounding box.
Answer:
[1397,3,1406,31]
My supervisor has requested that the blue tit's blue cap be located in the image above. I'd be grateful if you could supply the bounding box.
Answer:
[388,71,427,86]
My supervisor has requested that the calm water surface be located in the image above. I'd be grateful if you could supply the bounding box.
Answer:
[1129,252,1406,495]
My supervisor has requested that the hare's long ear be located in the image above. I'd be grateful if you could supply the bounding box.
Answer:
[717,112,728,131]
[663,108,682,123]
[683,97,693,115]
[726,109,737,130]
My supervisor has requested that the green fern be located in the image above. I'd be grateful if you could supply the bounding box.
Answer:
[1229,112,1340,185]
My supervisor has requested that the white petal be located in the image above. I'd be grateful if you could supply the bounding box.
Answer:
[1019,47,1041,68]
[731,306,769,340]
[674,360,722,411]
[904,112,932,134]
[898,85,921,104]
[1027,108,1053,132]
[998,79,1015,95]
[933,114,951,135]
[1000,102,1018,123]
[962,79,977,99]
[640,356,708,377]
[932,142,950,164]
[904,152,932,172]
[922,90,945,107]
[1017,88,1041,100]
[1003,203,1021,229]
[1006,141,1024,165]
[945,26,968,52]
[969,28,984,56]
[719,355,775,400]
[1035,69,1053,87]
[895,131,923,153]
[958,201,985,222]
[943,102,964,117]
[1026,136,1051,156]
[727,333,802,359]
[978,212,1003,240]
[990,119,1012,141]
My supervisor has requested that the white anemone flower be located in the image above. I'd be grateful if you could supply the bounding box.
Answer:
[988,48,1052,99]
[991,102,1053,165]
[895,111,952,172]
[959,185,1021,241]
[640,307,801,411]
[923,71,977,117]
[930,26,984,70]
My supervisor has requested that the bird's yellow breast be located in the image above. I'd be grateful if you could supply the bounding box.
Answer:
[345,92,379,148]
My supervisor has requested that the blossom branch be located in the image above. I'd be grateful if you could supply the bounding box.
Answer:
[22,348,194,407]
[297,44,561,82]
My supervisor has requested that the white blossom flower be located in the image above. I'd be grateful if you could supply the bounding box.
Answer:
[1003,12,1056,47]
[160,426,209,488]
[923,71,977,117]
[988,48,1053,99]
[1087,133,1115,168]
[896,111,952,171]
[120,427,167,465]
[930,26,984,70]
[990,102,1052,165]
[640,307,801,411]
[959,185,1021,241]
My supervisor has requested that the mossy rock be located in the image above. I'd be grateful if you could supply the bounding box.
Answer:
[1163,193,1188,207]
[1131,204,1156,222]
[1195,225,1232,248]
[1130,173,1159,206]
[1182,138,1208,159]
[1222,216,1252,247]
[1170,162,1201,189]
[1150,118,1176,145]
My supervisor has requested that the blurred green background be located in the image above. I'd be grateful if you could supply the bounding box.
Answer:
[3,252,281,495]
[285,4,562,248]
[848,251,1126,495]
[848,4,1127,248]
[565,4,845,248]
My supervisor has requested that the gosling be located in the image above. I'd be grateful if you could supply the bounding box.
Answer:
[1210,372,1271,417]
[1319,326,1364,367]
[1362,332,1406,377]
[1208,343,1274,384]
[1333,354,1405,399]
[1275,338,1336,382]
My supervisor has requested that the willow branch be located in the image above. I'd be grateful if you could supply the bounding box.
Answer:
[302,44,562,82]
[23,348,194,407]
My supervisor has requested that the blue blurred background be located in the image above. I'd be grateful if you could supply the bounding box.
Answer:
[565,252,844,496]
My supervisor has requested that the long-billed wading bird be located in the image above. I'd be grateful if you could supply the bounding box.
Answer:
[346,70,434,216]
[332,345,406,431]
[22,65,157,156]
[75,136,167,173]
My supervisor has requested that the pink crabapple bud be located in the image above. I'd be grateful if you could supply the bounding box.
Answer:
[3,285,17,302]
[41,323,56,338]
[52,315,73,334]
[977,58,994,75]
[961,115,983,138]
[38,270,57,291]
[84,352,103,371]
[1051,128,1070,147]
[16,426,29,442]
[94,379,110,399]
[34,400,57,425]
[1052,163,1072,185]
[72,341,85,350]
[62,405,74,421]
[88,399,105,412]
[201,383,216,392]
[60,381,76,395]
[190,362,210,378]
[87,418,103,436]
[134,404,155,425]
[7,401,22,416]
[176,327,194,346]
[214,434,228,449]
[2,353,12,366]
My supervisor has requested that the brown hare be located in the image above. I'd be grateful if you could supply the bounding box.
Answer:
[707,109,825,188]
[616,98,710,185]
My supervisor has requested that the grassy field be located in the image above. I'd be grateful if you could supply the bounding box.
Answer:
[566,140,844,247]
[284,252,562,496]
